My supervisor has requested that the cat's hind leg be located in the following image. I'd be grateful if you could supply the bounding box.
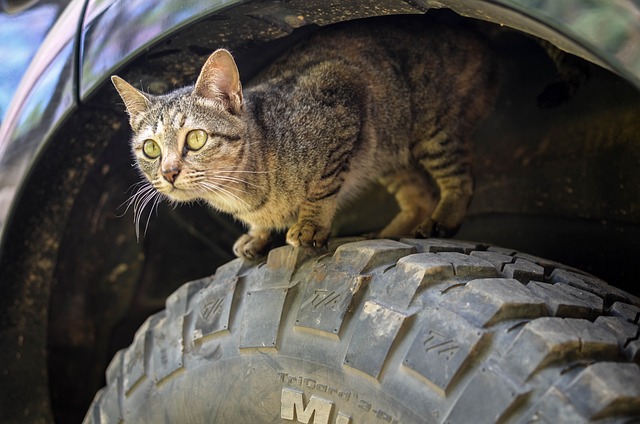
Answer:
[378,169,438,238]
[414,137,473,238]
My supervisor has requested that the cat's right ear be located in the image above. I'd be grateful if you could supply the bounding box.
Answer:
[193,49,243,114]
[111,76,151,120]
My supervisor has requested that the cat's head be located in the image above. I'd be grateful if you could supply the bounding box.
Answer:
[112,49,248,207]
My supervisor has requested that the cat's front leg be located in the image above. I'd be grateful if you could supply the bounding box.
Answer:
[233,226,272,259]
[286,197,338,248]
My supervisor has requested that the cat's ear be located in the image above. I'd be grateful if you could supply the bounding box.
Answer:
[193,49,243,114]
[111,76,151,119]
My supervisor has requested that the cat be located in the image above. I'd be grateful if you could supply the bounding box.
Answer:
[112,16,500,259]
[535,39,590,108]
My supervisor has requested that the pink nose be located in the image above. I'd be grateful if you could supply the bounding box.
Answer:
[162,167,180,183]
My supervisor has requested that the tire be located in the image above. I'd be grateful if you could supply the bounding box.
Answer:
[84,238,640,423]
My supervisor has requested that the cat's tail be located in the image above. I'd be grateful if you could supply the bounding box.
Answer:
[426,9,590,108]
[534,39,590,108]
[465,16,590,108]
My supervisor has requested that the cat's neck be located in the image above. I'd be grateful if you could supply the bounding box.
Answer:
[202,110,270,216]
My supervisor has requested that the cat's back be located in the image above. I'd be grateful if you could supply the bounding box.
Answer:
[253,15,498,114]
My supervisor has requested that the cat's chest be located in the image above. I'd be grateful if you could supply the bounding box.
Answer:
[235,197,298,230]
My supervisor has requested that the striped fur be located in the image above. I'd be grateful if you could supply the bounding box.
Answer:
[113,16,499,258]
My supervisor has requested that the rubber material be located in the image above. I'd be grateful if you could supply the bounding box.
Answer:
[84,238,640,423]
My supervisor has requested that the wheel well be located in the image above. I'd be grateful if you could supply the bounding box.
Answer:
[1,2,639,422]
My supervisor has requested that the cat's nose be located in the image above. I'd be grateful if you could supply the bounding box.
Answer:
[162,167,180,184]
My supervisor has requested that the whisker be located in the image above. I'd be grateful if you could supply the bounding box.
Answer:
[133,188,162,241]
[209,175,261,188]
[143,193,162,237]
[198,182,235,209]
[204,178,255,197]
[117,182,155,216]
[200,181,251,210]
[125,180,148,194]
[214,169,273,175]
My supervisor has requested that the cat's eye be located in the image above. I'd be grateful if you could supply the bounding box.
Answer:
[186,129,208,151]
[142,139,161,159]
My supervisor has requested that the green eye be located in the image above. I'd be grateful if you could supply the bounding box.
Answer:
[142,139,161,159]
[186,129,208,151]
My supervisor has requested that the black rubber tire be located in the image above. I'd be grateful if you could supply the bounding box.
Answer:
[84,238,640,423]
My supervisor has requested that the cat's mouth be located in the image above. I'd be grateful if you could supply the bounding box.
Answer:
[157,183,197,202]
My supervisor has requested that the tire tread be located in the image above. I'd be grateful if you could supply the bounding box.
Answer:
[84,238,640,424]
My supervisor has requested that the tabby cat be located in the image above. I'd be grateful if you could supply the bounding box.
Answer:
[112,17,499,258]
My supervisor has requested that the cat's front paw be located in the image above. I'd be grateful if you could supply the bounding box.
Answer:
[286,221,329,248]
[233,234,270,259]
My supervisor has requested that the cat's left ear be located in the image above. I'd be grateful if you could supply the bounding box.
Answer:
[111,76,151,120]
[193,49,243,114]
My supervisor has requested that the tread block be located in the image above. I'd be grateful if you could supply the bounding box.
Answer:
[239,288,288,348]
[216,258,246,278]
[608,301,640,323]
[259,245,312,288]
[326,237,367,251]
[82,392,101,424]
[501,318,619,382]
[165,280,205,312]
[332,239,415,274]
[435,252,497,278]
[295,240,412,336]
[527,281,603,319]
[295,273,368,335]
[186,275,238,347]
[470,251,512,272]
[594,316,640,362]
[442,278,546,327]
[96,383,122,424]
[123,315,157,395]
[515,387,586,424]
[502,258,544,283]
[578,272,640,307]
[515,252,565,273]
[628,340,640,364]
[444,362,527,424]
[151,318,184,384]
[563,362,640,419]
[550,269,608,298]
[486,245,517,255]
[403,307,487,394]
[344,301,406,378]
[384,253,454,309]
[399,238,478,254]
[151,282,204,384]
[105,349,124,386]
[550,269,636,307]
[472,253,545,283]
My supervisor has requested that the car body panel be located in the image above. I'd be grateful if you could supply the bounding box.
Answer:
[79,0,242,100]
[0,0,82,244]
[0,2,63,122]
[417,0,640,88]
[505,0,640,87]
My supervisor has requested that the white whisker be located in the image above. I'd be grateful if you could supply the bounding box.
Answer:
[143,193,162,237]
[118,183,155,217]
[200,181,251,210]
[198,182,234,209]
[209,174,261,189]
[215,169,273,175]
[128,185,163,241]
